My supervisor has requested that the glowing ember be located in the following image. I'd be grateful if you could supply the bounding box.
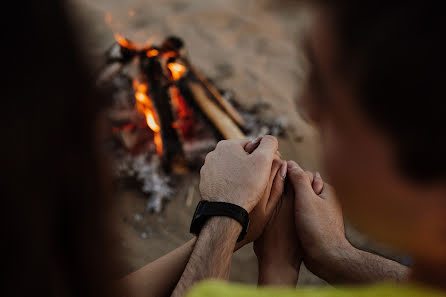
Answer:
[170,86,194,137]
[163,51,177,59]
[114,33,137,50]
[146,49,159,57]
[167,62,187,81]
[154,133,163,155]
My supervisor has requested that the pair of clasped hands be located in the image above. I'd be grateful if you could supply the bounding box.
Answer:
[199,136,346,284]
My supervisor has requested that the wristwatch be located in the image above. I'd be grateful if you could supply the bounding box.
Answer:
[190,200,250,242]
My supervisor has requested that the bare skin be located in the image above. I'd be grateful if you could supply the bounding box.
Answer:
[254,182,303,286]
[286,161,410,284]
[121,239,196,297]
[171,136,283,297]
[123,136,286,297]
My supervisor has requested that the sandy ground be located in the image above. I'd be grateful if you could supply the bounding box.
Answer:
[69,0,404,286]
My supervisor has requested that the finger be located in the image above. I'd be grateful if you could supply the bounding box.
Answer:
[217,138,252,154]
[266,161,287,212]
[244,136,263,154]
[312,171,324,195]
[319,182,336,200]
[250,135,278,163]
[260,159,282,209]
[230,138,252,148]
[305,170,314,184]
[287,160,314,198]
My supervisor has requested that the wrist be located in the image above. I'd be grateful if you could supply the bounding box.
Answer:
[258,260,300,286]
[306,238,357,279]
[200,216,242,243]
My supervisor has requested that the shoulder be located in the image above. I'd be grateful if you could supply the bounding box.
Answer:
[186,280,444,297]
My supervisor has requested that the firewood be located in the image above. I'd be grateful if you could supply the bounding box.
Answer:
[96,62,123,85]
[189,65,245,127]
[188,82,245,140]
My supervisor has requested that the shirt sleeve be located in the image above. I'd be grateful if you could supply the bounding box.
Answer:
[185,280,441,297]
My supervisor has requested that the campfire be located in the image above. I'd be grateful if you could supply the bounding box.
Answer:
[98,34,287,211]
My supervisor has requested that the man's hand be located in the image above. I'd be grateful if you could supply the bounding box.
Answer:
[254,182,303,286]
[199,136,279,212]
[287,161,347,276]
[287,161,409,284]
[172,136,282,297]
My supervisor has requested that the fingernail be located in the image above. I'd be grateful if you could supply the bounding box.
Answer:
[276,150,282,158]
[280,161,287,180]
[315,171,321,178]
[251,136,262,144]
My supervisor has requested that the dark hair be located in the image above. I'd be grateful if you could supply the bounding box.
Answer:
[311,1,445,181]
[3,2,120,297]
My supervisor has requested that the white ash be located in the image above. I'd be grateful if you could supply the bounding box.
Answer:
[116,154,174,213]
[242,110,288,139]
[133,213,143,222]
[140,225,153,239]
[222,91,288,138]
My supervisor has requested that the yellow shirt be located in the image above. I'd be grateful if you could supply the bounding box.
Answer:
[186,280,445,297]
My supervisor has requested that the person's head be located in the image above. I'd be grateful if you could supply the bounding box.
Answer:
[300,0,446,263]
[3,2,120,297]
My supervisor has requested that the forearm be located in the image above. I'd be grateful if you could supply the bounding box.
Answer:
[121,239,196,297]
[172,217,241,297]
[312,243,410,285]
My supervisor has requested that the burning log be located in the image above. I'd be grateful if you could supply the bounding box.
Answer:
[141,56,184,170]
[101,34,249,171]
[161,36,245,128]
[188,82,244,139]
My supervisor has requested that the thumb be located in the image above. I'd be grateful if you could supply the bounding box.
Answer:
[287,161,314,200]
[251,135,278,163]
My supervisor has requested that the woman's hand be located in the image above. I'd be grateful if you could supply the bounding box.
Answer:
[253,181,303,286]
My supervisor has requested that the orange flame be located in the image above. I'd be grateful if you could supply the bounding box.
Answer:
[154,133,163,155]
[114,33,137,50]
[145,111,160,133]
[167,63,187,81]
[133,79,163,154]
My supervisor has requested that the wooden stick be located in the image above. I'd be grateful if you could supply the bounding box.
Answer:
[188,82,245,140]
[189,65,245,127]
[96,62,123,86]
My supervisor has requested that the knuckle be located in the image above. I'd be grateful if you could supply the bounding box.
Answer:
[199,165,206,176]
[263,135,278,145]
[204,151,214,164]
[289,168,306,180]
[215,140,225,149]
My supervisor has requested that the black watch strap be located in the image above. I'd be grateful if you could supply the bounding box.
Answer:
[190,200,250,242]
